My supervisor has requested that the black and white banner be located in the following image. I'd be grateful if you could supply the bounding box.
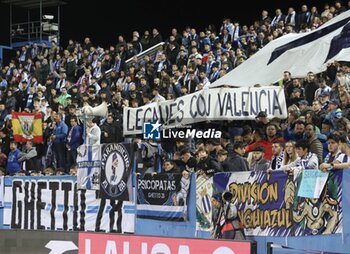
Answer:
[99,143,133,200]
[3,176,135,233]
[123,87,287,135]
[137,173,191,221]
[77,144,101,190]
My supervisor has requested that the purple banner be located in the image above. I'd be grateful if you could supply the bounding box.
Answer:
[213,170,343,236]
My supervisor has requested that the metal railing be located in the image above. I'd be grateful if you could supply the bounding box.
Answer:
[11,21,58,43]
[104,42,165,79]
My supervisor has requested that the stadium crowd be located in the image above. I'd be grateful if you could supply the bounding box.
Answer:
[0,0,350,177]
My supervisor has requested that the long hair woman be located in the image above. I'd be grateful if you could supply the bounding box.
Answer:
[283,140,298,166]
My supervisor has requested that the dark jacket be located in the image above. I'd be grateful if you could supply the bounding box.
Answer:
[100,121,121,144]
[66,124,82,150]
[309,135,323,164]
[197,156,222,176]
[250,158,270,171]
[226,152,249,172]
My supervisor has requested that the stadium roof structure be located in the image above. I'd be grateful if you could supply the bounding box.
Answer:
[1,0,66,9]
[2,0,66,45]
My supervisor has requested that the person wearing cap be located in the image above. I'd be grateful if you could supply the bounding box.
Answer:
[320,133,350,171]
[319,90,330,110]
[297,100,313,116]
[250,146,270,171]
[254,111,269,130]
[315,78,331,100]
[325,99,342,129]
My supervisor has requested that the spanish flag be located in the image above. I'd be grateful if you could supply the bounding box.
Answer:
[12,112,43,143]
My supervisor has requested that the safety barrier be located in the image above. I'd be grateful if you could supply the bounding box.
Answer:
[0,171,349,253]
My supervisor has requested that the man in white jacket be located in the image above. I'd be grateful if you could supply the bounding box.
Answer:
[86,118,101,145]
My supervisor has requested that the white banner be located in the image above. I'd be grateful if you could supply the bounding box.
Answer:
[77,144,101,190]
[123,87,287,135]
[196,175,213,232]
[3,176,134,233]
[210,10,350,87]
[297,170,329,198]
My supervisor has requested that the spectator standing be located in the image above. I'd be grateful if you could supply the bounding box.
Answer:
[66,116,82,171]
[303,72,319,106]
[51,113,68,168]
[100,114,120,143]
[6,141,21,175]
[86,118,101,145]
[18,141,38,173]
